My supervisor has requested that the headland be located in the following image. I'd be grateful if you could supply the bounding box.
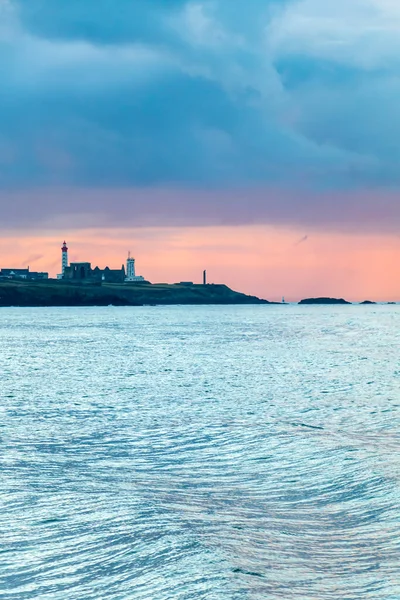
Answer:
[0,280,270,307]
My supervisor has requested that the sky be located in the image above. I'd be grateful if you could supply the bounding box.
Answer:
[1,0,400,300]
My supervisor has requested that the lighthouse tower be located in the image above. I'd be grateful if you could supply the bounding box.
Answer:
[61,241,68,276]
[126,252,136,280]
[125,252,144,282]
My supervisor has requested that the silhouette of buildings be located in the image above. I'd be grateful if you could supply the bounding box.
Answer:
[59,243,145,283]
[63,263,126,283]
[0,268,48,281]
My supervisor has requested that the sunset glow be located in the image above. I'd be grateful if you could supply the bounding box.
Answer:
[1,226,399,302]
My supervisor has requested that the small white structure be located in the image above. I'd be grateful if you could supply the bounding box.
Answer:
[57,241,69,279]
[125,252,145,282]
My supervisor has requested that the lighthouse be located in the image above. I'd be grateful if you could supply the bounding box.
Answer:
[126,252,136,280]
[125,252,145,282]
[61,241,68,276]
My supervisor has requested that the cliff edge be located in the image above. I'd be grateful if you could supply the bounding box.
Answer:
[0,281,270,307]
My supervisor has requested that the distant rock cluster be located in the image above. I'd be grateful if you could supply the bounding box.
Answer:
[298,298,396,305]
[298,297,351,305]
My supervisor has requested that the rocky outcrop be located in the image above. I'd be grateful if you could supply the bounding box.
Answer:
[298,297,351,305]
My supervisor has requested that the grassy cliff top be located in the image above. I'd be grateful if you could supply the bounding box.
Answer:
[0,280,270,307]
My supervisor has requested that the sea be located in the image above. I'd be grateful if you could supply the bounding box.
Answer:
[1,305,399,600]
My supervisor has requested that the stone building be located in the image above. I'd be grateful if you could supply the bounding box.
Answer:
[63,262,125,283]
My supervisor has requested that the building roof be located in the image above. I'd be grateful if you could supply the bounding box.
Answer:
[0,268,30,275]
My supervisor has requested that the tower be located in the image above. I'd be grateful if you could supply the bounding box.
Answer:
[61,241,68,276]
[126,252,136,280]
[203,270,207,285]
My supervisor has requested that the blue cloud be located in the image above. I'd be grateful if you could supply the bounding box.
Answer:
[15,0,185,45]
[1,0,400,229]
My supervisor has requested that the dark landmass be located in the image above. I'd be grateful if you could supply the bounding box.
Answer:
[298,297,351,305]
[0,280,270,307]
[387,302,397,305]
[360,300,376,305]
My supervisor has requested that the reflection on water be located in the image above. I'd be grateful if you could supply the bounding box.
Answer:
[1,305,400,599]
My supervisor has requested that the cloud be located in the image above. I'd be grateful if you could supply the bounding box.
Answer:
[2,187,400,234]
[269,0,400,70]
[20,253,43,267]
[0,0,399,230]
[294,235,308,246]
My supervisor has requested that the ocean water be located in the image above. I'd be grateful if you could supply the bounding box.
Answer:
[1,305,400,600]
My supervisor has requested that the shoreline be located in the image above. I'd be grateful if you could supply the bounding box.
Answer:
[0,283,397,307]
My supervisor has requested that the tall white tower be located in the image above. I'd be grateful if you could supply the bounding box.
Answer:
[126,252,136,280]
[61,241,68,276]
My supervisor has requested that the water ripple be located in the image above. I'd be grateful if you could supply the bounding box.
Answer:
[1,305,400,599]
